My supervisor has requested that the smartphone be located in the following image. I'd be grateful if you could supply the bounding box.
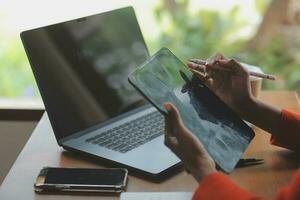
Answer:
[34,167,128,193]
[128,48,254,173]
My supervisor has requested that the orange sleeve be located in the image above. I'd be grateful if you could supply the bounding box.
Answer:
[192,172,264,200]
[275,169,300,200]
[193,170,300,200]
[193,109,300,200]
[270,109,300,152]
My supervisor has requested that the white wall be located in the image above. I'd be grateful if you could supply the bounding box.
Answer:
[0,121,37,185]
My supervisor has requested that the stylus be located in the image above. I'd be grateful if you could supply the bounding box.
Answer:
[236,158,264,168]
[188,59,276,80]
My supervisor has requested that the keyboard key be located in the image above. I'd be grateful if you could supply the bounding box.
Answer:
[85,110,164,153]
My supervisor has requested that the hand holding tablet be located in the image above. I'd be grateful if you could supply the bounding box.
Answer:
[128,48,255,172]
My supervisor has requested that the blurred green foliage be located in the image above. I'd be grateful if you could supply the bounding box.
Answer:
[238,36,300,92]
[254,0,271,15]
[0,30,38,97]
[151,0,300,93]
[151,0,247,60]
[1,0,300,97]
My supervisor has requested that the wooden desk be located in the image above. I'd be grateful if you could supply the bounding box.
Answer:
[1,91,300,199]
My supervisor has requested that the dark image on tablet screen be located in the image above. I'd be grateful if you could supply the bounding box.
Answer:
[128,48,255,172]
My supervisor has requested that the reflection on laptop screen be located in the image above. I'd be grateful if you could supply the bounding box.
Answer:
[21,7,149,140]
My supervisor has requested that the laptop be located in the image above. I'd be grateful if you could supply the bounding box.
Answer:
[20,7,180,178]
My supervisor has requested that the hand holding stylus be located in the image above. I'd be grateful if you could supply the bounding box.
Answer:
[187,53,255,117]
[188,58,276,80]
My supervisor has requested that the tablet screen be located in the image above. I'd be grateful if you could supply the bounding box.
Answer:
[129,48,255,172]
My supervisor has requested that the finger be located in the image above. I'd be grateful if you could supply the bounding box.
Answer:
[167,104,207,143]
[165,103,208,148]
[206,78,213,87]
[206,65,232,80]
[207,53,227,66]
[187,62,206,73]
[189,69,210,83]
[206,55,228,78]
[164,103,175,135]
[208,59,247,78]
[229,59,249,75]
[164,135,184,159]
[166,104,210,158]
[163,116,183,157]
[190,68,213,88]
[218,59,249,76]
[164,134,179,150]
[164,116,172,137]
[164,104,181,155]
[164,104,187,138]
[189,68,206,78]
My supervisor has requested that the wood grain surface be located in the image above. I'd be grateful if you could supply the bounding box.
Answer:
[0,91,299,199]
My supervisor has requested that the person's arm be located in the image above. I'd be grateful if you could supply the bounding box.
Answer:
[163,53,300,200]
[193,169,300,200]
[270,109,300,152]
[275,168,300,200]
[164,103,300,200]
[238,97,300,152]
[188,54,286,138]
[189,54,300,151]
[192,172,262,200]
[164,103,265,200]
[237,96,281,136]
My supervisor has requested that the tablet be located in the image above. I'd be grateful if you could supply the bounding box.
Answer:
[128,48,255,172]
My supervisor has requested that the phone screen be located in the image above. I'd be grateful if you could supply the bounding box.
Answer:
[128,48,255,173]
[41,168,127,186]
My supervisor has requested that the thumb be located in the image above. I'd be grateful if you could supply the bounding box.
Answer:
[164,103,209,155]
[164,103,185,134]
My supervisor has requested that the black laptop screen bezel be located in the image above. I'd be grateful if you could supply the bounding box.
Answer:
[20,7,150,144]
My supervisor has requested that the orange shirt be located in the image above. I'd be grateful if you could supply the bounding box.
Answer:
[193,109,300,200]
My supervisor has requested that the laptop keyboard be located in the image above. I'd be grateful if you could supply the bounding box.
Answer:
[85,111,164,153]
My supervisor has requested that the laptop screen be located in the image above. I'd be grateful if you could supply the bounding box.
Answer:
[21,7,149,141]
